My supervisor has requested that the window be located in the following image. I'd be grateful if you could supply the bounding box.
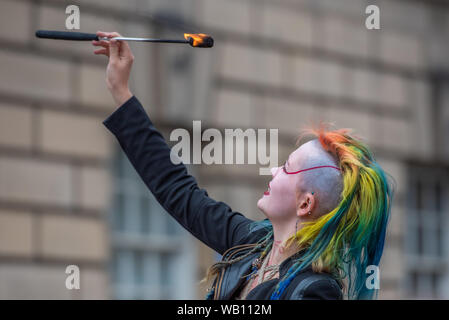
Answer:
[405,165,449,299]
[109,150,197,299]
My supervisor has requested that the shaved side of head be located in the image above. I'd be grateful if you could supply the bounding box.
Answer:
[295,139,343,215]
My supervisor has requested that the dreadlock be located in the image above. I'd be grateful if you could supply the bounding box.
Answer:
[202,227,273,285]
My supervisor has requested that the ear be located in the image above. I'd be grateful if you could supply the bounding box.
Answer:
[296,192,315,218]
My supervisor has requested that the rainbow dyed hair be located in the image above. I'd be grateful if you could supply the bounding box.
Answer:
[253,126,393,300]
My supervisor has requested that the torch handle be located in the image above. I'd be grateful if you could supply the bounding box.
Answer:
[35,30,99,41]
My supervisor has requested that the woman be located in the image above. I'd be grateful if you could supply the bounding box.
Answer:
[93,31,393,300]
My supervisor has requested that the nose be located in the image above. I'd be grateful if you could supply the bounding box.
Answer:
[271,166,280,177]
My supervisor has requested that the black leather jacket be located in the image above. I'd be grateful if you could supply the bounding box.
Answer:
[211,236,343,300]
[103,96,343,300]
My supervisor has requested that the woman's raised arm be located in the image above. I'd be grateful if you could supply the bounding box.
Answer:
[94,31,255,254]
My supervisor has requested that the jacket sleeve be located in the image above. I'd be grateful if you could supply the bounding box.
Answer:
[103,95,255,255]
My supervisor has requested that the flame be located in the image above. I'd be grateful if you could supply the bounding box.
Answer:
[184,33,214,48]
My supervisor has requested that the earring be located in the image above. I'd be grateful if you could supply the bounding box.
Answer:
[309,192,314,215]
[295,217,299,240]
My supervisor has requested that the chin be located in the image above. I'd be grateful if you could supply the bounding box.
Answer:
[257,198,271,219]
[257,197,265,212]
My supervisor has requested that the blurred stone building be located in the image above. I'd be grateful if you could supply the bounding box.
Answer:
[0,0,448,299]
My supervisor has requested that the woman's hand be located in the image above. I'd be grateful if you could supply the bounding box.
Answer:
[92,31,134,106]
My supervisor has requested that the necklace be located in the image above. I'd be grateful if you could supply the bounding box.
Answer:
[239,249,280,299]
[256,248,279,284]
